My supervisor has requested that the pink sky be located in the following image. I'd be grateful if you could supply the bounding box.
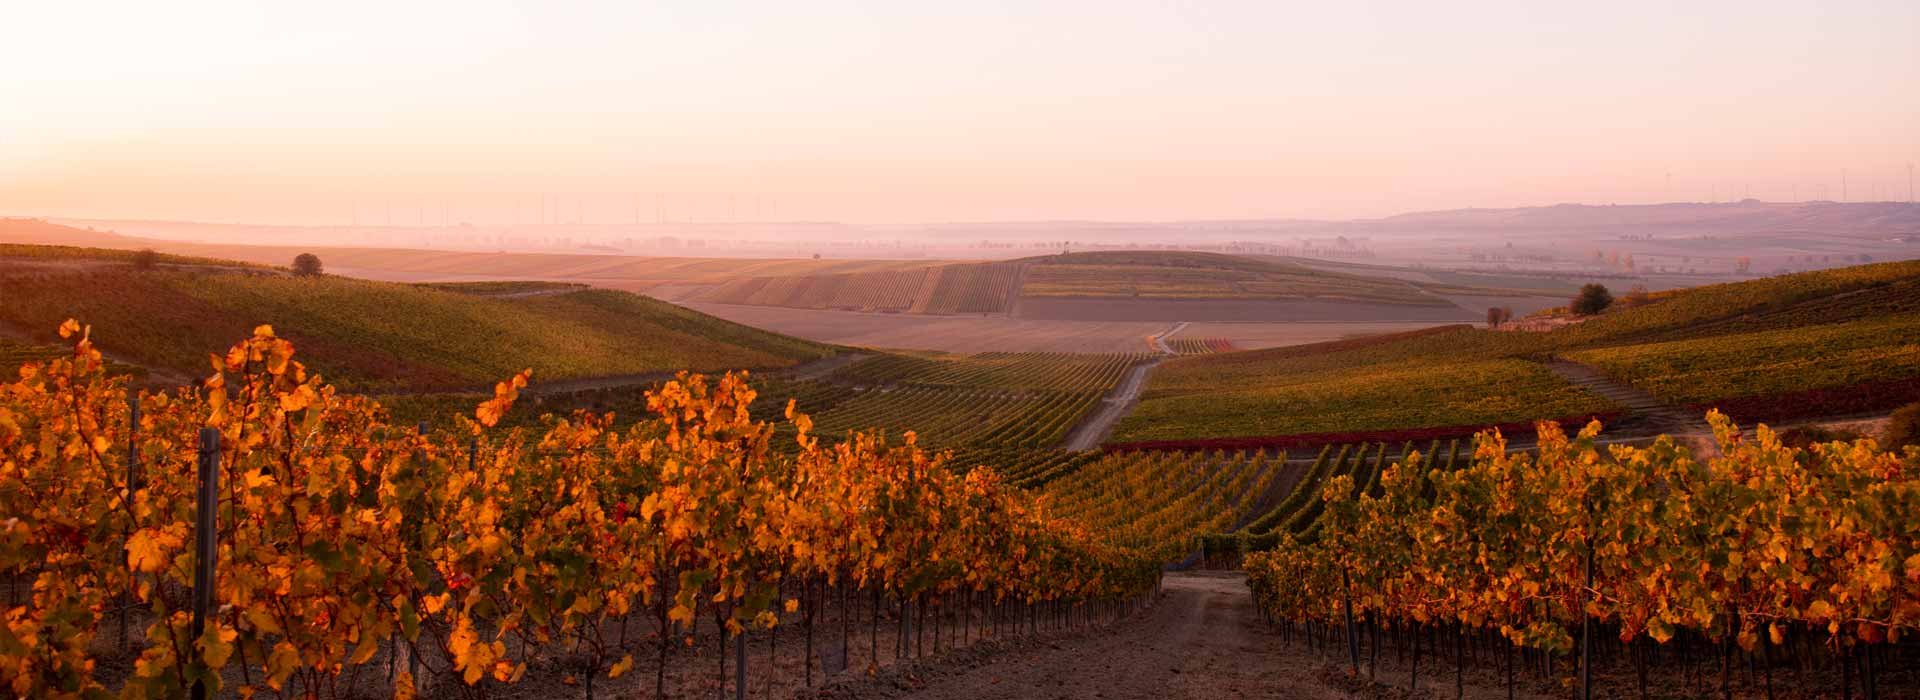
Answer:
[2,1,1916,224]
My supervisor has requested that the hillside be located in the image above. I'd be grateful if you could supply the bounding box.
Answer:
[0,248,835,392]
[1015,250,1446,304]
[1111,259,1920,447]
[686,251,1547,321]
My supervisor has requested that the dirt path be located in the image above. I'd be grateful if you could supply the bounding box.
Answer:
[1147,321,1188,354]
[805,572,1352,700]
[1061,358,1160,451]
[1544,359,1703,434]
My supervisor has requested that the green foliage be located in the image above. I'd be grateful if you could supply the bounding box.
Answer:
[1114,358,1610,442]
[0,268,835,391]
[1567,316,1920,404]
[1124,261,1920,445]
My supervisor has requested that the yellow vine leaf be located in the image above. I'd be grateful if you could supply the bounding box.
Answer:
[126,528,181,573]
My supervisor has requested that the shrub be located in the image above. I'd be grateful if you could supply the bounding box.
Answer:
[1776,425,1864,450]
[132,248,158,270]
[291,253,324,277]
[1571,283,1613,315]
[1485,307,1513,328]
[1885,402,1920,450]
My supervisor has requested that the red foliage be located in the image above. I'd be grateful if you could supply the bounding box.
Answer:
[1691,376,1920,425]
[1102,411,1623,454]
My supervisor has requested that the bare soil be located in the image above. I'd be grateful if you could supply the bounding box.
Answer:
[800,572,1565,700]
[683,302,1171,353]
[683,303,1478,355]
[1014,297,1479,323]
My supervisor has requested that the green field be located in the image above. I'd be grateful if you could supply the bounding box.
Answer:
[1566,316,1920,405]
[0,261,835,391]
[1115,358,1610,442]
[387,351,1149,469]
[1115,260,1920,444]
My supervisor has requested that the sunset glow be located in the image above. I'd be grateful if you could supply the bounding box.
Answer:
[4,0,1917,224]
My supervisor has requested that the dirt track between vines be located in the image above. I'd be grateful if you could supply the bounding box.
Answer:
[801,572,1562,700]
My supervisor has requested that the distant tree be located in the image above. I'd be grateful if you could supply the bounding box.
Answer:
[291,253,324,277]
[1886,402,1920,451]
[1485,306,1513,329]
[132,248,159,270]
[1571,283,1613,316]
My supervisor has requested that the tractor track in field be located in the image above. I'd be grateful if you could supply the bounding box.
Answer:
[1061,357,1161,451]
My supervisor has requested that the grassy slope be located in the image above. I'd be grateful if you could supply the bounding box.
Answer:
[1114,260,1920,442]
[0,265,834,392]
[1016,251,1450,305]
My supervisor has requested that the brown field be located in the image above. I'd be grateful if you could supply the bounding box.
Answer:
[1,221,942,291]
[1169,321,1462,350]
[1020,254,1444,305]
[1015,297,1479,322]
[683,302,1171,353]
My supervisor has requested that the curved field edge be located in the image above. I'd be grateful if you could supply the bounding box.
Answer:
[1114,261,1920,445]
[1110,358,1617,443]
[0,266,836,392]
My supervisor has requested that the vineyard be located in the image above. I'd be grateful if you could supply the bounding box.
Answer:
[1120,260,1920,448]
[0,266,834,392]
[1244,418,1920,698]
[1014,251,1453,305]
[915,263,1022,314]
[1164,337,1234,355]
[694,268,929,312]
[1041,450,1289,562]
[1566,315,1920,421]
[1111,358,1616,446]
[690,262,1022,316]
[0,322,1163,699]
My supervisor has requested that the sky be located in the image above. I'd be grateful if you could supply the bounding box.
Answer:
[2,0,1917,225]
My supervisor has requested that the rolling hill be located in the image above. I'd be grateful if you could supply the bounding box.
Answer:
[0,245,836,392]
[685,250,1545,321]
[1110,259,1920,448]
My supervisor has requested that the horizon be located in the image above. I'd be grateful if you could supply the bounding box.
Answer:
[4,1,1917,229]
[23,197,1920,234]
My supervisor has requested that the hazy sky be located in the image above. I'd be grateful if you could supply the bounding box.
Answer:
[3,0,1917,224]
